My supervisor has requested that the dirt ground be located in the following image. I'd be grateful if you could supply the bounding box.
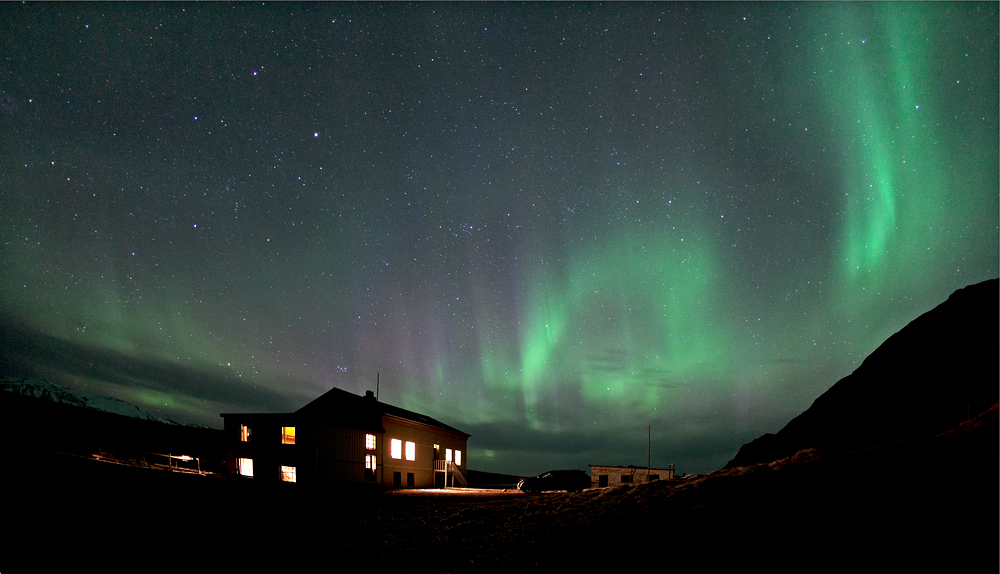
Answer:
[6,424,997,573]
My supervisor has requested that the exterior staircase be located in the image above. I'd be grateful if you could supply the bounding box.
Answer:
[433,459,467,487]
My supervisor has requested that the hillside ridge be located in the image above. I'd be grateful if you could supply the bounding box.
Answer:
[726,278,999,468]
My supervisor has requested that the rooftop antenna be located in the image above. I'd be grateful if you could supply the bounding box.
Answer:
[644,425,651,482]
[376,372,379,402]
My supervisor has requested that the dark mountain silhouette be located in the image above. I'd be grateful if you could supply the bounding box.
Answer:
[0,376,177,423]
[727,278,999,469]
[0,379,224,471]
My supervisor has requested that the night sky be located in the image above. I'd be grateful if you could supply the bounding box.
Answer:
[1,3,997,476]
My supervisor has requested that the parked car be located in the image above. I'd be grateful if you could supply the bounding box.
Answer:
[517,469,590,493]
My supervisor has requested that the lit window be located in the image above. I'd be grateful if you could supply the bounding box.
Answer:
[365,433,376,450]
[405,441,415,461]
[366,454,376,470]
[280,465,296,482]
[390,438,402,459]
[282,426,295,444]
[238,458,254,477]
[240,424,251,442]
[456,450,462,466]
[446,448,452,462]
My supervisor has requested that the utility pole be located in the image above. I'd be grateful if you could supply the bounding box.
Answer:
[643,425,650,483]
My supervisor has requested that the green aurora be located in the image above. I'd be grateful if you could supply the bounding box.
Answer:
[0,2,995,475]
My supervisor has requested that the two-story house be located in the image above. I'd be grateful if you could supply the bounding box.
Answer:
[221,387,469,488]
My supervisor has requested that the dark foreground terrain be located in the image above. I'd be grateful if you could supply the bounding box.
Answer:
[5,280,997,571]
[6,403,996,572]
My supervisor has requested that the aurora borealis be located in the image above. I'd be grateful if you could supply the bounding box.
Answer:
[1,3,996,475]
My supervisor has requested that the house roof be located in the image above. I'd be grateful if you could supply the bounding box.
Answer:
[222,387,470,438]
[295,387,470,438]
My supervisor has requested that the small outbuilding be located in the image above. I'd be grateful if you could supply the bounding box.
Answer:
[589,464,675,487]
[221,388,469,489]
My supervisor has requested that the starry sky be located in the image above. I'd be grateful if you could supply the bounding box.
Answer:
[1,2,997,476]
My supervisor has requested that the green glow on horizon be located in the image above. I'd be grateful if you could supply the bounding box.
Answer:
[473,449,496,460]
[570,226,732,403]
[517,278,570,428]
[0,242,260,382]
[467,219,733,430]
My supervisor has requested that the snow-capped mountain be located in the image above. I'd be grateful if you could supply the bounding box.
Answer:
[0,376,177,424]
